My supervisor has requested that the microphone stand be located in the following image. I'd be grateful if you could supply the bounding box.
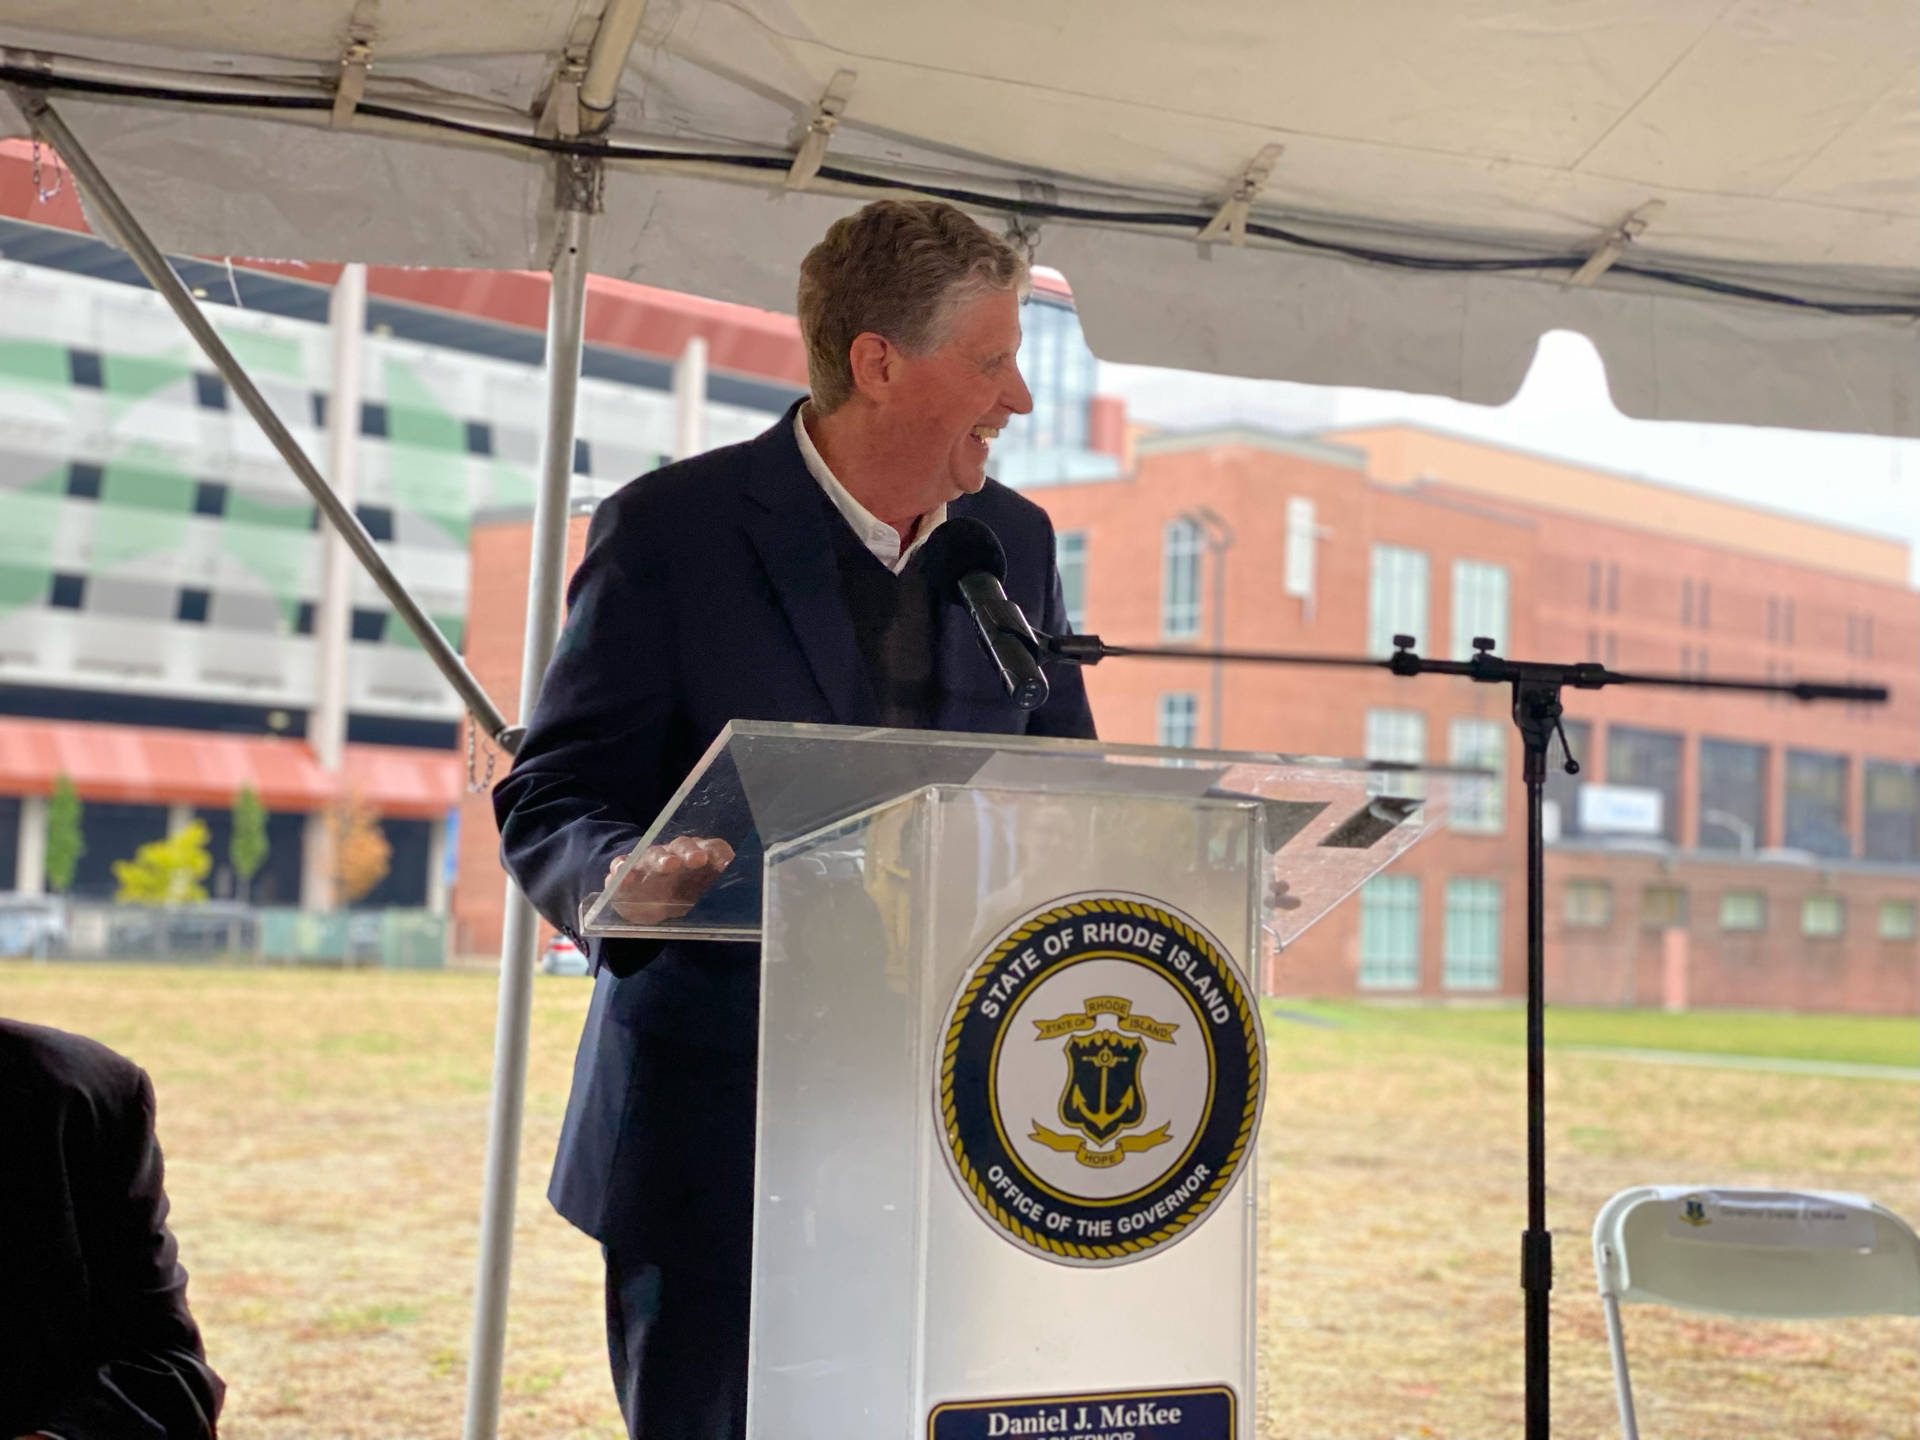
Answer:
[1033,625,1888,1440]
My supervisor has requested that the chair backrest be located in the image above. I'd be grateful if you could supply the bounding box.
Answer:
[1592,1186,1920,1321]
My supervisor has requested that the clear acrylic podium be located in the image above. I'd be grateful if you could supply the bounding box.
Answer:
[582,722,1464,1439]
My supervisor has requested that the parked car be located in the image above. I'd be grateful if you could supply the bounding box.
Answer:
[539,932,590,976]
[0,897,66,957]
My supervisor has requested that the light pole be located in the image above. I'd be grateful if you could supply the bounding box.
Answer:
[1178,507,1236,749]
[1702,807,1756,856]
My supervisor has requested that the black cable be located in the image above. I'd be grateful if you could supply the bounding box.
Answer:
[5,65,1916,318]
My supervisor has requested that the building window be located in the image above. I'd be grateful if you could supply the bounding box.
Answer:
[1161,518,1203,639]
[1606,726,1682,843]
[1782,597,1795,645]
[354,504,395,543]
[1879,901,1917,942]
[293,601,315,636]
[48,573,86,610]
[1003,300,1097,462]
[1720,889,1766,932]
[176,588,210,624]
[1605,563,1619,613]
[1366,709,1426,764]
[1801,895,1844,939]
[1681,578,1693,627]
[1283,497,1318,608]
[1698,582,1711,630]
[66,462,103,500]
[1444,879,1502,990]
[1448,718,1505,833]
[1766,596,1778,642]
[1367,707,1426,800]
[1359,875,1420,989]
[310,392,328,428]
[350,608,388,643]
[1784,750,1850,858]
[1157,692,1198,749]
[574,437,592,475]
[1451,560,1509,659]
[192,481,228,518]
[464,420,494,456]
[1642,885,1689,929]
[69,349,104,388]
[1587,560,1601,611]
[193,372,229,410]
[1863,761,1919,864]
[1056,529,1087,631]
[1564,879,1612,929]
[1698,739,1766,854]
[1367,544,1428,656]
[359,401,389,438]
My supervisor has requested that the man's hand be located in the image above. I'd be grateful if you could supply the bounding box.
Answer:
[605,836,736,924]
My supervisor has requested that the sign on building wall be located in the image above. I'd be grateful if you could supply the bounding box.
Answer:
[1578,785,1664,836]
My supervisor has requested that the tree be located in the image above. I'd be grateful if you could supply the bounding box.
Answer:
[113,821,212,905]
[325,794,390,905]
[44,774,84,894]
[230,784,270,902]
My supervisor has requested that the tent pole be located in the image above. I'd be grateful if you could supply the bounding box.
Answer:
[461,155,599,1440]
[5,86,518,750]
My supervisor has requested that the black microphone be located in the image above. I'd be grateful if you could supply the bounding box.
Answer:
[922,517,1050,710]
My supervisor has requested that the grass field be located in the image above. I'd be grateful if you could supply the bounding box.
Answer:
[2,962,1914,1439]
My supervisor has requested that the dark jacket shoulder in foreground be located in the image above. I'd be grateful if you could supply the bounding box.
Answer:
[0,1018,224,1440]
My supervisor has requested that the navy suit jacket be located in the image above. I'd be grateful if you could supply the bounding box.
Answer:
[494,402,1095,1254]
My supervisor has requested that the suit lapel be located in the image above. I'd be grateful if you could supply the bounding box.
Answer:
[743,406,881,726]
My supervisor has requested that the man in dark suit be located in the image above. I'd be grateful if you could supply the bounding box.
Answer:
[494,199,1096,1439]
[0,1018,224,1440]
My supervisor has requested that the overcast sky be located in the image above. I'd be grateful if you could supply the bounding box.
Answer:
[1099,331,1920,588]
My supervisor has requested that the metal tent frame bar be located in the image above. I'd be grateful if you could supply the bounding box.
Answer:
[4,83,599,1440]
[462,161,600,1440]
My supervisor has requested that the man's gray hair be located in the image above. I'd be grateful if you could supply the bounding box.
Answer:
[797,199,1029,413]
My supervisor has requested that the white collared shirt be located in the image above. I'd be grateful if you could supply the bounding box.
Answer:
[794,403,946,574]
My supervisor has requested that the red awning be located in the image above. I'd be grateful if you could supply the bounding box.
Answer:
[0,717,462,818]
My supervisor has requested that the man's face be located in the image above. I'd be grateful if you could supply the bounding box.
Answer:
[889,287,1033,504]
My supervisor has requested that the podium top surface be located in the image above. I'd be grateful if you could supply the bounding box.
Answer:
[580,720,1478,941]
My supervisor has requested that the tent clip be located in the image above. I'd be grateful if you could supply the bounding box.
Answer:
[330,6,379,128]
[1197,143,1284,248]
[1569,199,1665,287]
[786,69,857,190]
[538,49,590,139]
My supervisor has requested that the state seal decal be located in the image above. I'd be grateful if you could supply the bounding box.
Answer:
[937,894,1264,1265]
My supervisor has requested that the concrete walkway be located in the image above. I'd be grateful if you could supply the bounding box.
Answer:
[1565,1045,1920,1083]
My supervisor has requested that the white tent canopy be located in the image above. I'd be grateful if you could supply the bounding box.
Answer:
[3,0,1917,437]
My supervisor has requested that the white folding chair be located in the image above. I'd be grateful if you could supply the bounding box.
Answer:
[1592,1185,1920,1440]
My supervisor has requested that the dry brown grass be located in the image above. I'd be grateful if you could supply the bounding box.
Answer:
[2,962,1913,1439]
[1,962,619,1440]
[1257,1010,1919,1440]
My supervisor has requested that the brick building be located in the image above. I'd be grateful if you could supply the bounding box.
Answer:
[1030,424,1920,1013]
[456,411,1919,1014]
